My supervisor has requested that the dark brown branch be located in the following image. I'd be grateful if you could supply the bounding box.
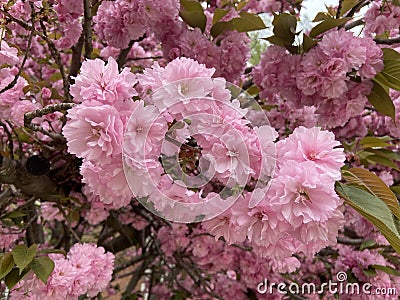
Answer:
[344,19,365,30]
[69,35,84,80]
[345,0,371,18]
[117,40,136,69]
[117,35,146,69]
[113,251,153,274]
[25,204,44,245]
[6,120,23,157]
[82,0,93,59]
[121,256,154,300]
[336,0,344,18]
[98,213,139,253]
[0,157,59,202]
[337,236,368,245]
[374,36,400,45]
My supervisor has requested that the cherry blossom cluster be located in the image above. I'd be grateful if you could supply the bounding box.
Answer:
[53,0,84,49]
[253,29,383,128]
[0,41,35,126]
[154,222,400,299]
[203,126,345,260]
[364,1,400,37]
[10,243,114,300]
[125,57,276,222]
[93,0,250,82]
[62,54,345,262]
[62,57,137,222]
[123,57,346,258]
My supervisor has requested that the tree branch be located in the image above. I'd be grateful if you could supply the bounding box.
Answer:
[117,35,146,69]
[24,103,75,142]
[82,0,93,59]
[69,34,84,80]
[374,36,400,45]
[336,0,344,18]
[0,156,59,202]
[344,19,365,30]
[344,0,371,18]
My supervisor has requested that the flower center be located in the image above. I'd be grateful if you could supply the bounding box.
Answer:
[226,150,239,157]
[308,151,318,161]
[296,189,311,204]
[179,83,189,96]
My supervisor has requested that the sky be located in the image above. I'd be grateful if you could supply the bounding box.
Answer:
[301,0,339,20]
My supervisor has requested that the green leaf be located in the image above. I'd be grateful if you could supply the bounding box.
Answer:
[372,264,400,276]
[360,136,392,149]
[210,12,266,37]
[391,186,400,195]
[309,17,352,38]
[302,33,318,52]
[12,244,38,275]
[5,268,29,290]
[238,11,267,31]
[365,154,400,171]
[359,240,376,250]
[373,72,392,89]
[365,148,400,161]
[265,35,286,46]
[179,0,207,32]
[343,167,400,219]
[1,211,27,219]
[29,257,55,284]
[335,183,400,254]
[367,80,396,122]
[312,12,331,22]
[339,0,361,16]
[380,48,400,91]
[272,13,297,45]
[0,252,15,279]
[362,268,377,277]
[246,85,259,95]
[213,8,229,25]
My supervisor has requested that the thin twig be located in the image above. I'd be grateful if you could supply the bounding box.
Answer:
[117,40,136,69]
[114,251,153,274]
[0,18,34,94]
[24,103,75,141]
[345,0,371,18]
[5,120,22,157]
[0,7,72,102]
[117,35,146,69]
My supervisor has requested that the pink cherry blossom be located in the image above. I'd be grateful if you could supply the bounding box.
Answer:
[63,102,124,164]
[70,57,137,110]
